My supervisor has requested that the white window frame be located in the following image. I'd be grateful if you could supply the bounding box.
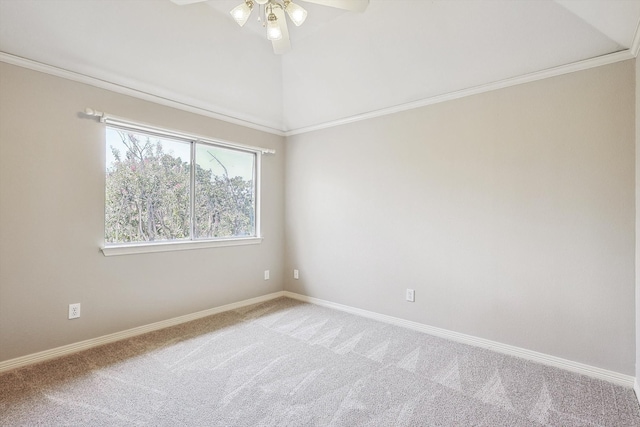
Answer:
[98,114,273,256]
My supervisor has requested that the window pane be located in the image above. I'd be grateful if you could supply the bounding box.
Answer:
[105,128,191,244]
[194,143,256,239]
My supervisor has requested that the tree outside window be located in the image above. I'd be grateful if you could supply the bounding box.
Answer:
[105,127,256,245]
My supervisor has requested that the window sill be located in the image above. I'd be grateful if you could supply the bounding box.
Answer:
[101,237,263,257]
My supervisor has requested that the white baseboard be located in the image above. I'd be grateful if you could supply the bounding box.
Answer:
[283,291,635,388]
[2,290,635,389]
[0,291,285,374]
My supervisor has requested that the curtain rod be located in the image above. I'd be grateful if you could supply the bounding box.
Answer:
[83,108,276,155]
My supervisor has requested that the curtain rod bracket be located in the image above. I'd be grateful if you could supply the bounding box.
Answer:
[84,108,106,122]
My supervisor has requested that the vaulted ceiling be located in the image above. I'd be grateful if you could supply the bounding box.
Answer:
[1,0,639,134]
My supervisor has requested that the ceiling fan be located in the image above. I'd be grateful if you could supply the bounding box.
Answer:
[170,0,369,54]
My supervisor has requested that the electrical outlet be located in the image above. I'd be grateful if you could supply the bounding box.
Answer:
[264,270,270,280]
[293,269,299,279]
[406,289,415,302]
[69,303,81,319]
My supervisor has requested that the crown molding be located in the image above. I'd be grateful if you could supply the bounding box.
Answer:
[1,49,635,138]
[0,52,286,136]
[284,49,636,136]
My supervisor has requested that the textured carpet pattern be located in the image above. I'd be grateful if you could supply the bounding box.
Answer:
[1,297,639,426]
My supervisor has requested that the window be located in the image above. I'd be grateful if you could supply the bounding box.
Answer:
[103,121,262,255]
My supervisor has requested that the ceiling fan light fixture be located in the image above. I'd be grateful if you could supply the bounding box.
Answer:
[284,1,307,26]
[230,0,254,27]
[266,12,282,40]
[220,0,369,53]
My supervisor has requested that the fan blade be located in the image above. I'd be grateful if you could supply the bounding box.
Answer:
[271,7,291,55]
[169,0,208,5]
[300,0,368,12]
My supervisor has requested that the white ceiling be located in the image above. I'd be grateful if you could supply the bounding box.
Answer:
[1,0,639,134]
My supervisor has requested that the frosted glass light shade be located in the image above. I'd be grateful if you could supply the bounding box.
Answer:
[285,1,307,26]
[230,1,253,27]
[266,14,282,40]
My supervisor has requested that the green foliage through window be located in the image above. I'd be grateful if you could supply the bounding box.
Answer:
[105,127,256,244]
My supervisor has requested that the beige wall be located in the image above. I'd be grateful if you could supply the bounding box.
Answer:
[285,60,636,375]
[1,58,637,377]
[0,63,286,362]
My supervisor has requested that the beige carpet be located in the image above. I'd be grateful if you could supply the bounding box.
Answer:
[1,297,639,426]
